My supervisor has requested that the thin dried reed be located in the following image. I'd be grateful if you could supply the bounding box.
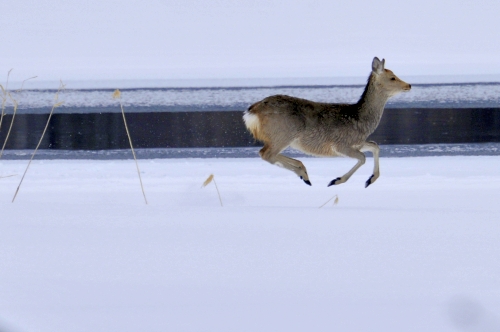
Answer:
[0,69,13,133]
[0,95,17,159]
[0,74,37,159]
[319,194,339,208]
[113,89,148,205]
[201,174,223,207]
[12,81,65,203]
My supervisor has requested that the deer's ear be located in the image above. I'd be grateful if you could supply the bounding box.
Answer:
[372,57,385,74]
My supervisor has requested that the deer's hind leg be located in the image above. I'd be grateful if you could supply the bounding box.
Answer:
[259,143,312,186]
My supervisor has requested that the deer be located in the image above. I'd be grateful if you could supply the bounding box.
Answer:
[243,57,411,188]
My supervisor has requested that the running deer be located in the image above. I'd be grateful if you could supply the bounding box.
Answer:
[243,57,411,187]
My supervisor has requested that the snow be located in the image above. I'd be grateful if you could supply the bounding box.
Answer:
[7,74,500,91]
[1,3,499,330]
[2,0,500,85]
[1,156,500,331]
[3,83,500,113]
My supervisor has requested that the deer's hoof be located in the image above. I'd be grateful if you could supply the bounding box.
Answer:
[365,175,375,188]
[300,176,312,186]
[328,177,342,187]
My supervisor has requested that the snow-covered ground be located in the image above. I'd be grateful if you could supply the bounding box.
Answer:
[3,83,500,113]
[1,156,500,332]
[1,2,499,331]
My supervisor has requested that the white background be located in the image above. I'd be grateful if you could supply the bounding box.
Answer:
[2,0,500,83]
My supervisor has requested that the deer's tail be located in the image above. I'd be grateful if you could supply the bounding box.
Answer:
[243,102,264,141]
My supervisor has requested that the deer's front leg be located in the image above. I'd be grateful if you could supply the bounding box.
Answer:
[327,147,366,187]
[361,141,380,188]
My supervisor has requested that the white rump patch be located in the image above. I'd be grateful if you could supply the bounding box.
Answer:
[243,111,260,132]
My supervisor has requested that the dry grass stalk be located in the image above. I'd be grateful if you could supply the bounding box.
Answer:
[201,174,223,207]
[319,194,339,208]
[0,75,37,159]
[15,76,37,92]
[202,174,214,188]
[113,89,148,205]
[0,69,13,133]
[0,95,17,159]
[12,81,65,203]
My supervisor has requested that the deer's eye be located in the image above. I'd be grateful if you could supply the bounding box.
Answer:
[391,77,396,81]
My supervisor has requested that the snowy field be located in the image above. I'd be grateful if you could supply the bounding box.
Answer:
[5,83,500,114]
[1,2,500,331]
[1,156,500,332]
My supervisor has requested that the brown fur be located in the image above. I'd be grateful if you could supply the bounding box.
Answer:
[243,57,411,187]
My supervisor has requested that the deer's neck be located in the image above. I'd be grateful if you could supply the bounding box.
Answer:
[355,74,390,130]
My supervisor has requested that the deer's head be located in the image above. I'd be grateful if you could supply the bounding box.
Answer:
[371,57,411,97]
